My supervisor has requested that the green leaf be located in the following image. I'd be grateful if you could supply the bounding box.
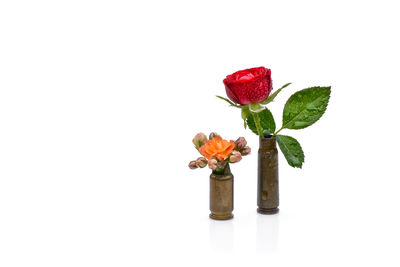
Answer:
[282,86,331,130]
[216,95,240,108]
[261,83,291,105]
[276,135,304,168]
[241,106,251,129]
[247,107,276,135]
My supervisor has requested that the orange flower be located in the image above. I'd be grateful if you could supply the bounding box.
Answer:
[199,136,235,161]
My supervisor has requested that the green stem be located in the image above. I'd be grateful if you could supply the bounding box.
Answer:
[214,163,227,175]
[252,112,264,137]
[272,126,283,137]
[214,167,225,175]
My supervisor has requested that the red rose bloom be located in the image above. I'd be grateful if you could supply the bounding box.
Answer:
[223,67,273,105]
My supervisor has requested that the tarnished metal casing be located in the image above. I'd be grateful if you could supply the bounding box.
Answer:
[257,137,279,214]
[209,165,233,220]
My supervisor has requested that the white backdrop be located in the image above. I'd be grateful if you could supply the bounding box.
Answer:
[1,0,400,266]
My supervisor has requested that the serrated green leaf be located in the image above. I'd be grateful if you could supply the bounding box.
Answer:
[276,135,304,168]
[261,82,291,105]
[247,107,276,135]
[282,86,331,130]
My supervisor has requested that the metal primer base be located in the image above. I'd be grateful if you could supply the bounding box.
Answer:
[257,207,279,215]
[209,213,234,220]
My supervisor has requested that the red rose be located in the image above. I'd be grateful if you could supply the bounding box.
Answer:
[223,67,273,105]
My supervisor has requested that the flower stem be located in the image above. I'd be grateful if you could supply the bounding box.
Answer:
[214,167,225,175]
[214,163,227,175]
[252,112,264,137]
[272,126,283,137]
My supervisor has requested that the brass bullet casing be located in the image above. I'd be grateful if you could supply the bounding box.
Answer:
[257,136,279,214]
[209,165,234,220]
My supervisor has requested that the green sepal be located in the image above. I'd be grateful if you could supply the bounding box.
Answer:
[276,135,305,168]
[282,86,331,130]
[216,95,241,108]
[247,107,276,135]
[241,106,251,129]
[261,83,291,105]
[249,103,264,113]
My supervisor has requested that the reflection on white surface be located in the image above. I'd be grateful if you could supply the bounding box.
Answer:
[209,219,234,251]
[256,214,279,252]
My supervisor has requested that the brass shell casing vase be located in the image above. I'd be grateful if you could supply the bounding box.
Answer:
[257,136,279,214]
[209,165,234,220]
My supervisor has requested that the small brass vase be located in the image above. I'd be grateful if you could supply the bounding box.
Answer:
[257,136,279,214]
[209,165,234,220]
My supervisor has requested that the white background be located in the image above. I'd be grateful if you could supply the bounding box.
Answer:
[1,0,400,266]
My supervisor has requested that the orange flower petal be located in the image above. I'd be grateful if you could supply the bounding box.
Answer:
[199,136,236,161]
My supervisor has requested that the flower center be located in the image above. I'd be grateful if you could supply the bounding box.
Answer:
[238,73,255,81]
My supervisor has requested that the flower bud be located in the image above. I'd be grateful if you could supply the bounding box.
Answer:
[188,161,198,169]
[195,157,208,168]
[209,132,220,140]
[235,137,247,150]
[217,160,227,170]
[229,151,242,163]
[241,146,251,156]
[192,132,207,149]
[208,158,218,170]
